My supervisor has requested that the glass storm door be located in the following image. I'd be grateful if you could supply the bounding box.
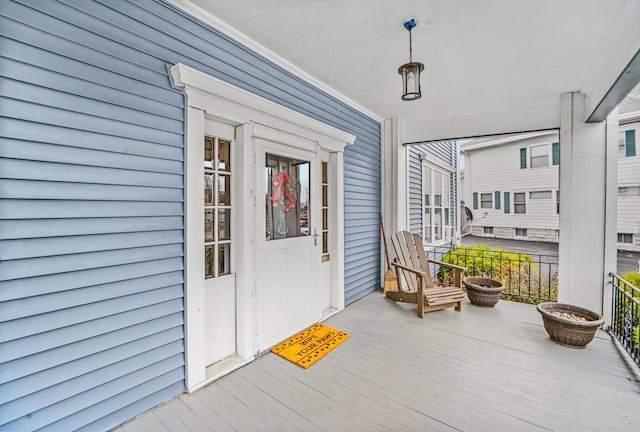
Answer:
[256,140,319,350]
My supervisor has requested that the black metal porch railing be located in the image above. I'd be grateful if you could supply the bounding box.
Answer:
[610,273,640,368]
[428,245,559,304]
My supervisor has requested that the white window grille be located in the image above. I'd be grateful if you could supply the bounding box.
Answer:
[204,136,232,278]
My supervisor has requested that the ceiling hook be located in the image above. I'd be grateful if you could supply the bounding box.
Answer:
[403,19,417,32]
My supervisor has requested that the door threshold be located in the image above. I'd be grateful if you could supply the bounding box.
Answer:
[320,306,343,321]
[189,354,254,393]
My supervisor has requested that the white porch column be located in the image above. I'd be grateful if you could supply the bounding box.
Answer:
[558,92,618,323]
[381,118,408,285]
[602,107,619,326]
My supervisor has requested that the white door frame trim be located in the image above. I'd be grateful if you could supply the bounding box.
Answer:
[171,64,356,151]
[170,63,354,391]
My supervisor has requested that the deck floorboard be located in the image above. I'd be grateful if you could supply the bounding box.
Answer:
[117,293,640,432]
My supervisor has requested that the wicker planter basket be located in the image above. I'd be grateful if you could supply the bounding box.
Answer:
[462,277,505,307]
[537,302,604,348]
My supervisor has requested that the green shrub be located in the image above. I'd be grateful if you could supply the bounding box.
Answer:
[621,272,640,294]
[440,244,537,280]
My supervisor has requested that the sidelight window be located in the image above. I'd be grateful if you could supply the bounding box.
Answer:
[321,162,330,260]
[204,136,231,278]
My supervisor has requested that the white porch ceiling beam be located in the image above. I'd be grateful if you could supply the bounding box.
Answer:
[587,48,640,123]
[402,102,560,144]
[583,0,640,122]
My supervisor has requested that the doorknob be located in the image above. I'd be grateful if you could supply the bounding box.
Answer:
[313,228,319,246]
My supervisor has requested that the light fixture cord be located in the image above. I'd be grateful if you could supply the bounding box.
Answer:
[409,28,413,62]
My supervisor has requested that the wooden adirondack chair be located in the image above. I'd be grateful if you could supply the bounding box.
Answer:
[387,231,467,318]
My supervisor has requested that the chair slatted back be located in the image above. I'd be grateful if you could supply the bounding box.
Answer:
[391,232,417,292]
[391,231,434,292]
[412,233,434,289]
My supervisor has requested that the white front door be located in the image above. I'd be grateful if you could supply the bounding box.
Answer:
[256,139,320,350]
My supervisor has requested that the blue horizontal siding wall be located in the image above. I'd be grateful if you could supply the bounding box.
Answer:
[408,141,458,237]
[0,0,381,430]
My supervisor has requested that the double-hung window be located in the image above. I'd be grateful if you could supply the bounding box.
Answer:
[530,144,549,168]
[423,160,452,244]
[521,142,558,168]
[480,193,493,209]
[513,192,526,214]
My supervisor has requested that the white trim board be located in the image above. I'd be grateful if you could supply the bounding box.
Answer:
[167,0,383,123]
[619,110,640,125]
[171,63,356,151]
[420,153,454,173]
[461,131,558,152]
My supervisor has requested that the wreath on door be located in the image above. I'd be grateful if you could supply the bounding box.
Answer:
[269,172,298,235]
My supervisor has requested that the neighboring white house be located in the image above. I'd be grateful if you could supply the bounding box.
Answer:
[618,111,640,251]
[461,109,640,251]
[461,130,561,242]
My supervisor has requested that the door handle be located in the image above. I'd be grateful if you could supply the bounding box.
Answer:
[313,228,319,246]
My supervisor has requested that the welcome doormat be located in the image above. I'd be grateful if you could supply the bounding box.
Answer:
[271,323,350,368]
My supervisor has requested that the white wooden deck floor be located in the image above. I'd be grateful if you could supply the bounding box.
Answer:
[114,293,640,432]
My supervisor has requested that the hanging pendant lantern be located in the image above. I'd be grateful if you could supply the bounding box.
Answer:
[398,19,425,101]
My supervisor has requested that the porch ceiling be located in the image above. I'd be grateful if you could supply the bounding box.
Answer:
[185,0,640,139]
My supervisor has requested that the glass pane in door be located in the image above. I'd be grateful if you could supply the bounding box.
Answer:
[204,174,213,205]
[218,209,231,241]
[434,208,442,241]
[218,174,231,206]
[218,139,231,170]
[204,209,214,242]
[265,153,310,241]
[321,162,329,257]
[218,244,231,275]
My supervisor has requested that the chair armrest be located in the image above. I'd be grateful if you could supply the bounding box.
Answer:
[428,259,466,287]
[427,259,467,272]
[392,261,426,277]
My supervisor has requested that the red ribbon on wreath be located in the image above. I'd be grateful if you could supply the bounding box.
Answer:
[270,172,296,212]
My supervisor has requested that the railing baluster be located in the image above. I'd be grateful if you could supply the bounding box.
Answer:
[608,273,640,368]
[537,254,541,301]
[547,259,551,301]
